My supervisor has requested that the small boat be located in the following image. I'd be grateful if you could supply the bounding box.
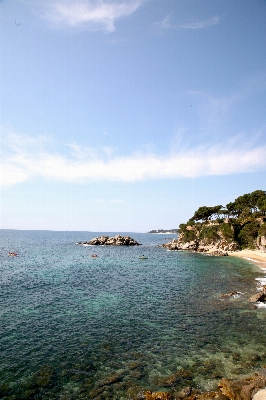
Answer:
[139,256,148,259]
[91,254,98,258]
[8,252,18,257]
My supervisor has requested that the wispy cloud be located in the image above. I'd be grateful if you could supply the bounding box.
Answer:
[155,15,219,30]
[38,0,142,32]
[187,72,266,141]
[1,132,266,187]
[179,16,219,30]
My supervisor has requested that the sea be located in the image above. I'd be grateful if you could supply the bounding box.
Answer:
[1,230,266,399]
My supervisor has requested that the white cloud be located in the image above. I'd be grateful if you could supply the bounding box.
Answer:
[1,133,266,187]
[40,0,142,31]
[155,15,219,30]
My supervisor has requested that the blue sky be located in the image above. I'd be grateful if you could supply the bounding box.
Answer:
[1,0,266,232]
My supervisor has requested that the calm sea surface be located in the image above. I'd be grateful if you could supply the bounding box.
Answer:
[1,230,266,399]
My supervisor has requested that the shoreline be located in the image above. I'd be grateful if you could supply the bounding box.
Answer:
[229,249,266,270]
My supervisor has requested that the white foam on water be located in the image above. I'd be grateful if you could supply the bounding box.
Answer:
[232,292,242,298]
[243,257,261,262]
[255,277,266,286]
[255,302,266,309]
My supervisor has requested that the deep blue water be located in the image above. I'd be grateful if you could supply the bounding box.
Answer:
[1,230,266,399]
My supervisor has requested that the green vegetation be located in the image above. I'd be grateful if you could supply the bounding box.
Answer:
[178,190,266,249]
[199,225,220,241]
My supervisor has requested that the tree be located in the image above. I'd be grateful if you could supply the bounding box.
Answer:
[258,198,266,215]
[190,205,222,222]
[250,190,266,213]
[226,191,266,217]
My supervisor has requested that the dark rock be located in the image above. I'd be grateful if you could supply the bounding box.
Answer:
[156,373,181,387]
[126,385,145,399]
[97,373,121,387]
[34,366,54,388]
[88,386,106,398]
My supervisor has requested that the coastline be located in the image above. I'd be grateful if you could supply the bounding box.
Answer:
[229,250,266,270]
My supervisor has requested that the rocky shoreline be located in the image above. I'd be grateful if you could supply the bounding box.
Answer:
[162,236,238,256]
[162,235,266,302]
[137,372,266,400]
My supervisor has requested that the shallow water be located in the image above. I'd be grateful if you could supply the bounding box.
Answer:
[0,230,266,399]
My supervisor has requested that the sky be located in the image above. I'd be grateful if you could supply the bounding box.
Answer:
[0,0,266,232]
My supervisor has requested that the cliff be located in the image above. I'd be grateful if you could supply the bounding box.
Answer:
[163,190,266,255]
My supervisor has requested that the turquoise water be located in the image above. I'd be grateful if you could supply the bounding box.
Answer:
[1,230,266,399]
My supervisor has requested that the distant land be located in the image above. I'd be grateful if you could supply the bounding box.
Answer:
[148,229,178,234]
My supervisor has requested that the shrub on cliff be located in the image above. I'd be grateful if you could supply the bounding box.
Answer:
[258,223,266,236]
[219,223,235,241]
[181,229,197,243]
[199,225,219,242]
[237,221,260,249]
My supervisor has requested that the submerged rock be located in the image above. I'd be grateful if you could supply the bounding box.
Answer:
[143,391,173,400]
[176,386,192,398]
[220,292,241,299]
[79,235,141,246]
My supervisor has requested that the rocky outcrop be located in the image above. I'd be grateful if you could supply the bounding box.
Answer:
[77,235,141,246]
[218,373,266,400]
[248,286,266,303]
[162,235,238,256]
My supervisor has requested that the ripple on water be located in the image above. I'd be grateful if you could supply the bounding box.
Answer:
[0,231,266,399]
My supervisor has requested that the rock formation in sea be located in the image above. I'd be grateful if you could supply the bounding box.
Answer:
[77,235,141,246]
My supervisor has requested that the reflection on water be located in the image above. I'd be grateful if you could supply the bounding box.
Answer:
[0,230,266,399]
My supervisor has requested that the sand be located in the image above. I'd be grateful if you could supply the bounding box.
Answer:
[229,249,266,269]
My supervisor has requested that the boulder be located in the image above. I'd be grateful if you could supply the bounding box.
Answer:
[248,292,265,303]
[218,374,266,400]
[253,389,266,400]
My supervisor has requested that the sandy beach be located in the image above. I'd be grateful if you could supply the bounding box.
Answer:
[230,250,266,269]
